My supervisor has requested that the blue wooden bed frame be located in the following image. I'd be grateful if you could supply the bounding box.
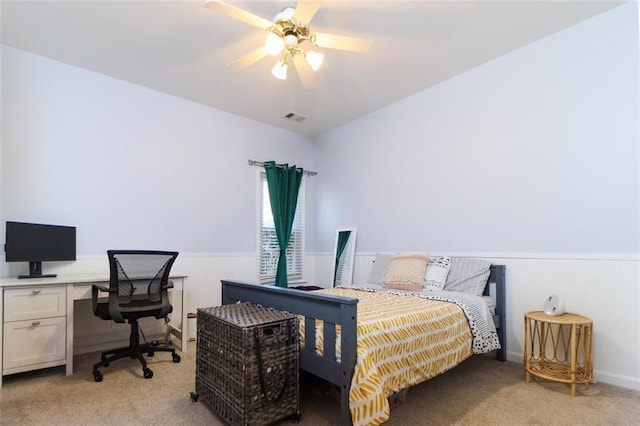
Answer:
[221,264,506,425]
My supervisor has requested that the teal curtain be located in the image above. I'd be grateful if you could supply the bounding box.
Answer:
[333,230,351,287]
[264,161,303,288]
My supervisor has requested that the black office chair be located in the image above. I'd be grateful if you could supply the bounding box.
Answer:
[91,250,181,382]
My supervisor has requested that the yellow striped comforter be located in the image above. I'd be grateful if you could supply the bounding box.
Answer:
[303,288,474,426]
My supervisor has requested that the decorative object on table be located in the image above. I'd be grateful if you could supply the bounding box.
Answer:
[543,294,566,316]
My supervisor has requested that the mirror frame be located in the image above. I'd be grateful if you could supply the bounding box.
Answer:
[332,227,357,287]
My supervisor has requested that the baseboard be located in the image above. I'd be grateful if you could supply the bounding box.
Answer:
[592,371,640,392]
[506,351,640,392]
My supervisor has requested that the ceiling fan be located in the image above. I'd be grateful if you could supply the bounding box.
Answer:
[204,0,373,87]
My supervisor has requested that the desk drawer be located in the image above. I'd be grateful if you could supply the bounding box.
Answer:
[3,316,67,370]
[4,286,66,322]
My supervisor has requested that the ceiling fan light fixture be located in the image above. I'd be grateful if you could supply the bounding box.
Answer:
[274,7,295,23]
[265,32,284,56]
[284,33,299,47]
[205,1,374,85]
[305,50,324,71]
[272,59,288,80]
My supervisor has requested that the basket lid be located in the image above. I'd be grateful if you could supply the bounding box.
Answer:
[198,302,296,327]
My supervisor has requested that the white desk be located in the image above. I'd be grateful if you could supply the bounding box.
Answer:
[0,274,187,387]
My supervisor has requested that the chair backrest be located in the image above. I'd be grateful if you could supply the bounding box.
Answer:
[107,250,178,307]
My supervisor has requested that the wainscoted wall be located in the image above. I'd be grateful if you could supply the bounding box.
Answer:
[11,251,639,390]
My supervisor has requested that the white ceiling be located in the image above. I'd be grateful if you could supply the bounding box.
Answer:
[0,0,625,138]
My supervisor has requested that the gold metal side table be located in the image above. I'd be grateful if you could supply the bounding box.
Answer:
[524,311,593,396]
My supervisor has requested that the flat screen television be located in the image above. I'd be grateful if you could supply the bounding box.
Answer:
[4,221,76,279]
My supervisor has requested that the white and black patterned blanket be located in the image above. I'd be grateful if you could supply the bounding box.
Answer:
[346,286,501,354]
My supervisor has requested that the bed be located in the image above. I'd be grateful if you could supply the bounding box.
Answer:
[221,262,505,425]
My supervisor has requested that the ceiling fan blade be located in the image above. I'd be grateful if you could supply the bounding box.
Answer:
[292,54,316,88]
[312,32,373,53]
[227,46,269,71]
[293,0,323,25]
[204,0,273,30]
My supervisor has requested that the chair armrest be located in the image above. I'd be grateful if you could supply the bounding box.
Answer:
[92,283,124,323]
[93,283,109,293]
[91,284,109,315]
[154,280,174,319]
[155,288,173,320]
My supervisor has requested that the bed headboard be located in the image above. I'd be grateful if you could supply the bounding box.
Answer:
[486,265,506,361]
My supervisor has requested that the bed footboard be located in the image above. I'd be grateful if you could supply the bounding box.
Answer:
[221,280,358,426]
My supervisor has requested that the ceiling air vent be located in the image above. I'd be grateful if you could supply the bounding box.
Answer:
[283,112,307,123]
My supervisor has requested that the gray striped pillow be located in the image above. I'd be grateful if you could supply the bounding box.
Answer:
[444,257,492,296]
[366,253,393,285]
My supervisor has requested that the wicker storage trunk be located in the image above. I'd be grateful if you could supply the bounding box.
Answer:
[196,303,299,426]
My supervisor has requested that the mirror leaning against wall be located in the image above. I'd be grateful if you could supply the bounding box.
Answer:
[333,227,357,287]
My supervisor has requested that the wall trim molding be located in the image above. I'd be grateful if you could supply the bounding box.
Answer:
[306,251,640,262]
[72,252,258,260]
[24,251,640,262]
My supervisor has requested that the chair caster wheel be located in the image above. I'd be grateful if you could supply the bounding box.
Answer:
[190,392,199,402]
[172,353,181,363]
[151,340,160,347]
[147,351,155,357]
[143,368,153,379]
[93,370,103,382]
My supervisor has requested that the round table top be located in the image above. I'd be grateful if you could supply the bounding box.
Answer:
[525,310,592,325]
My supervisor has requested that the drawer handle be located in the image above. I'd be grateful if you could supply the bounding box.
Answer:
[31,321,41,326]
[32,289,42,294]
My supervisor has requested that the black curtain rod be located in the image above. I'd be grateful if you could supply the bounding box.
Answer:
[247,160,317,176]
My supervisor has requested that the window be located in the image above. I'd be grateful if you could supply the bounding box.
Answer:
[257,170,305,283]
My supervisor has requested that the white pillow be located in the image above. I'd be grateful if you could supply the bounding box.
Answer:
[424,256,451,292]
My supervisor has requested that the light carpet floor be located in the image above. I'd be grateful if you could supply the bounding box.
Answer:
[1,343,639,425]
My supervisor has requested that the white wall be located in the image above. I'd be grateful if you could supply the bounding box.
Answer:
[1,46,315,255]
[310,2,640,390]
[312,2,638,254]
